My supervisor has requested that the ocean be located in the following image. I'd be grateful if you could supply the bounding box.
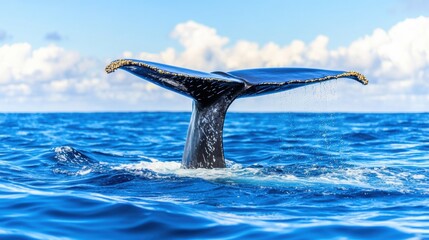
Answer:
[0,112,428,239]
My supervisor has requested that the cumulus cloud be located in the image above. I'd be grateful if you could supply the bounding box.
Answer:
[0,43,98,84]
[0,42,170,111]
[0,83,31,97]
[133,18,429,75]
[129,21,332,70]
[1,17,429,112]
[127,17,429,112]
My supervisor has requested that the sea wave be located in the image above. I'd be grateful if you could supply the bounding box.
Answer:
[1,113,428,239]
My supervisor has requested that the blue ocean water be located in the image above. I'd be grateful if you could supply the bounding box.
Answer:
[0,112,428,239]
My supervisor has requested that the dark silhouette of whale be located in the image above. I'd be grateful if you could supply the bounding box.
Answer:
[106,59,368,168]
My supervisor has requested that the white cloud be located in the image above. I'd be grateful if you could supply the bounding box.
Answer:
[127,17,429,112]
[0,43,166,111]
[44,79,70,92]
[136,21,229,70]
[0,83,31,97]
[134,18,429,76]
[331,16,429,83]
[0,43,94,84]
[1,17,429,112]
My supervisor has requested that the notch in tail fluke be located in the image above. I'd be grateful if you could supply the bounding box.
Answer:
[106,59,368,168]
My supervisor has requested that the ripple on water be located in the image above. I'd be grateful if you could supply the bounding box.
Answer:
[0,113,428,239]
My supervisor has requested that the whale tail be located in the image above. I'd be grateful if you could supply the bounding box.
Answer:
[106,59,367,168]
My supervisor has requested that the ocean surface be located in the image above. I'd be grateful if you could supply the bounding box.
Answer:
[0,112,428,239]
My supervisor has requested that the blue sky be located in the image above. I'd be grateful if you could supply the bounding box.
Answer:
[1,0,428,112]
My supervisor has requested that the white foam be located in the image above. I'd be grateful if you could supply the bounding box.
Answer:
[110,158,425,192]
[112,159,313,187]
[412,174,425,180]
[76,167,92,176]
[16,131,29,136]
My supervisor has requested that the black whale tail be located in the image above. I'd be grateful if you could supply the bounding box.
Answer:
[106,59,247,168]
[106,59,367,168]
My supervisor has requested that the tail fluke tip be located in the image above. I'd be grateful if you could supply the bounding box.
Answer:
[343,71,368,85]
[105,59,134,74]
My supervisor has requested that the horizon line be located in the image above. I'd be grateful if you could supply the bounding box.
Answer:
[1,110,428,114]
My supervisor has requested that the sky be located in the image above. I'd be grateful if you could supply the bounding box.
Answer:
[1,0,428,112]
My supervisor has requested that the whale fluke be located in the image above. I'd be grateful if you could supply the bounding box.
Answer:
[106,59,367,168]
